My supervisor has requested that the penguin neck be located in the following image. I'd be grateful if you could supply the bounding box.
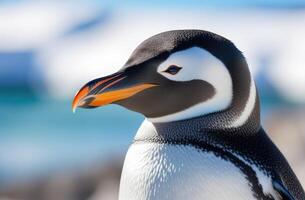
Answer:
[136,61,261,143]
[135,97,260,144]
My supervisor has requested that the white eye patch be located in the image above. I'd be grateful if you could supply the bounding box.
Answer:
[148,47,233,123]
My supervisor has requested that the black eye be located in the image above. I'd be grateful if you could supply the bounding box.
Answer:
[164,65,182,75]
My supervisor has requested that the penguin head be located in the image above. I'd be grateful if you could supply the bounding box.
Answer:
[73,30,256,125]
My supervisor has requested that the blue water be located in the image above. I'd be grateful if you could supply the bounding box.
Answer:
[0,96,143,183]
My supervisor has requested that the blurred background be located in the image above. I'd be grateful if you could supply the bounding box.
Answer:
[0,0,305,199]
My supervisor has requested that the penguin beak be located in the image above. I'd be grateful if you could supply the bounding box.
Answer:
[72,71,157,112]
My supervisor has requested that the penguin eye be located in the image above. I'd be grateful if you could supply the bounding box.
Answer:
[164,65,182,75]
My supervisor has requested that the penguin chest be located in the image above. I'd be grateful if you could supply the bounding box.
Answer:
[119,143,257,200]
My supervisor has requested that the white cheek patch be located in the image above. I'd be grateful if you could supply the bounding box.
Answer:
[147,47,233,123]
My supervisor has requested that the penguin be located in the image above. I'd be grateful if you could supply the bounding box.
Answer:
[72,30,305,200]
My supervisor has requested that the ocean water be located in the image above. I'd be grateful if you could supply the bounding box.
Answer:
[0,94,143,183]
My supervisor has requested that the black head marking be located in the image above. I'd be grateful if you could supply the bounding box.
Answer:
[124,30,243,68]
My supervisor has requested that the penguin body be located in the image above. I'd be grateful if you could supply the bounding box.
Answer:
[120,141,256,200]
[119,120,260,200]
[73,30,305,200]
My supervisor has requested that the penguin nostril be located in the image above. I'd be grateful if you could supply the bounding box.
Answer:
[163,65,182,75]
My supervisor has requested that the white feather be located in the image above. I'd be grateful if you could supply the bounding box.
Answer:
[119,142,256,200]
[120,120,257,200]
[232,153,281,200]
[229,77,256,128]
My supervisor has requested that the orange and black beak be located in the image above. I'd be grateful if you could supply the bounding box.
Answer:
[72,71,157,113]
